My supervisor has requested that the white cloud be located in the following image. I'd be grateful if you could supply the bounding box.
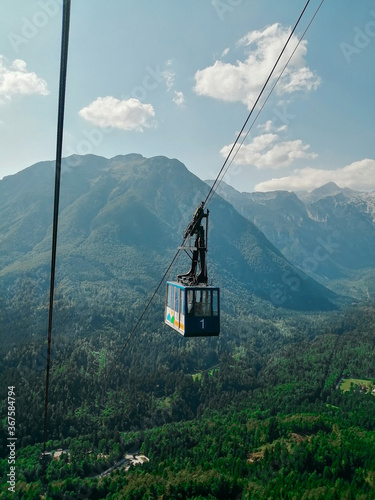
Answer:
[0,56,49,102]
[195,60,249,104]
[163,69,175,91]
[220,131,317,169]
[254,159,375,192]
[258,120,273,132]
[79,96,156,132]
[173,90,185,107]
[162,61,186,108]
[162,60,176,91]
[278,66,320,94]
[194,23,320,109]
[258,120,287,133]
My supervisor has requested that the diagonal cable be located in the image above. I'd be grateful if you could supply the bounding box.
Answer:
[203,0,312,208]
[207,0,326,204]
[104,244,184,383]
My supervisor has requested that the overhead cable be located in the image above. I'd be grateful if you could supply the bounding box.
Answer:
[43,0,71,456]
[207,0,326,204]
[203,0,313,208]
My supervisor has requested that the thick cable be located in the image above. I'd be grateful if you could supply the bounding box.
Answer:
[43,0,71,455]
[203,0,312,208]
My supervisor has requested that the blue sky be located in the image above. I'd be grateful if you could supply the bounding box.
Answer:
[1,0,374,192]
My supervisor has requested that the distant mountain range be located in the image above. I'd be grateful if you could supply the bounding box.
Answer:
[0,154,337,344]
[208,180,375,286]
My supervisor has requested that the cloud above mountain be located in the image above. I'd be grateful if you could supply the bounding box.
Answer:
[254,159,375,192]
[0,56,49,103]
[79,96,157,131]
[163,60,185,107]
[194,23,320,109]
[220,131,317,169]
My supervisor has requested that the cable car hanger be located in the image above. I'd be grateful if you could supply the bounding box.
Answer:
[178,202,209,286]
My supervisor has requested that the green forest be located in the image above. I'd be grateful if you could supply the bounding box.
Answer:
[1,156,375,498]
[1,301,375,499]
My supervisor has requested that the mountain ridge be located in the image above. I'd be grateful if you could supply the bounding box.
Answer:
[208,180,375,288]
[0,154,336,343]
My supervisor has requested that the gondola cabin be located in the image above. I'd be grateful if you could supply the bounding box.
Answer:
[165,281,220,337]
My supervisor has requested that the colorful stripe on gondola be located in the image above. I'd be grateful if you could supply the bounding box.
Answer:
[166,308,185,332]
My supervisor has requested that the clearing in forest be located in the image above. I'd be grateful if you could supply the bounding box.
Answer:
[340,378,375,394]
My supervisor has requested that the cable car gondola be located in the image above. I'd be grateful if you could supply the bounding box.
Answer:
[165,281,220,337]
[164,203,220,337]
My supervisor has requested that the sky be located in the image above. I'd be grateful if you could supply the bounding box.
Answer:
[0,0,374,193]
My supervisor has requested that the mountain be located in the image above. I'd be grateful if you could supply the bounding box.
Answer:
[297,182,361,203]
[0,154,336,346]
[209,181,375,285]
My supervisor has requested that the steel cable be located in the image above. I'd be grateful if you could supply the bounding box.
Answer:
[206,0,326,206]
[43,0,71,456]
[203,0,313,208]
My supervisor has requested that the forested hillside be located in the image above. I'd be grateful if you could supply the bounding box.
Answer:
[1,305,375,498]
[1,155,374,499]
[0,154,337,353]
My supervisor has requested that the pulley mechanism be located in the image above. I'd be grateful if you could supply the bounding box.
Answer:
[178,202,209,286]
